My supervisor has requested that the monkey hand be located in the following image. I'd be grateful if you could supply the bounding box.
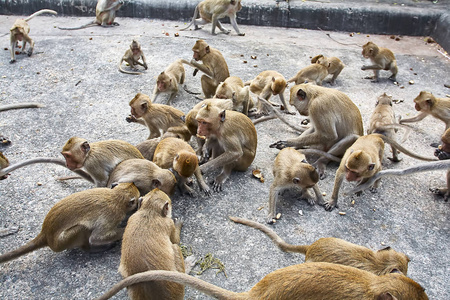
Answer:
[269,141,289,150]
[324,199,337,211]
[126,115,137,123]
[143,63,148,70]
[238,33,246,36]
[266,216,276,225]
[434,148,450,160]
[9,59,16,64]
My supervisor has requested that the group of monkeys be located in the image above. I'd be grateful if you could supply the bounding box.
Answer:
[2,0,450,299]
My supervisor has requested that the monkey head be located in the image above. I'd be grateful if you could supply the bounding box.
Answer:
[344,150,377,182]
[375,246,410,275]
[10,25,25,41]
[129,93,150,118]
[413,91,435,112]
[138,188,173,218]
[195,104,224,138]
[214,82,232,99]
[156,72,171,92]
[270,77,286,96]
[130,40,141,53]
[310,54,324,64]
[111,182,141,212]
[362,42,379,58]
[173,151,198,178]
[61,137,90,170]
[192,40,209,61]
[0,151,9,180]
[289,85,309,115]
[293,160,319,189]
[376,93,393,106]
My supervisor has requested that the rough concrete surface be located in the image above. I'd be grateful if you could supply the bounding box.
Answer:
[0,9,449,300]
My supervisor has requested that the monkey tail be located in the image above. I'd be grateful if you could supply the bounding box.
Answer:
[118,61,143,75]
[25,9,57,22]
[0,233,47,263]
[229,216,309,254]
[297,149,341,162]
[375,134,438,161]
[58,21,98,30]
[0,102,44,112]
[94,270,242,300]
[180,4,199,31]
[255,97,308,132]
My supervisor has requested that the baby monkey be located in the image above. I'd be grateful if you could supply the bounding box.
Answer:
[118,40,148,75]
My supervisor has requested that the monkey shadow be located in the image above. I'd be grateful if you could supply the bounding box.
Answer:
[61,241,122,263]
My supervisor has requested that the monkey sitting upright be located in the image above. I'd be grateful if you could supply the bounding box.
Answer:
[118,40,148,75]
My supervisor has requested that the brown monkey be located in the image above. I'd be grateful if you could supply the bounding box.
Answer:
[399,91,450,130]
[196,105,257,191]
[107,159,176,196]
[118,40,148,75]
[181,0,245,36]
[361,41,398,82]
[0,183,139,263]
[229,216,409,275]
[58,0,123,30]
[9,9,57,63]
[136,138,162,161]
[153,137,211,196]
[267,147,324,224]
[153,60,186,105]
[126,93,189,140]
[182,40,230,98]
[61,137,144,187]
[95,263,429,300]
[287,64,328,86]
[0,152,9,180]
[119,189,186,300]
[214,76,254,115]
[311,54,345,85]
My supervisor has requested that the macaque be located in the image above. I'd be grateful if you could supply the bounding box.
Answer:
[400,91,450,130]
[270,84,364,179]
[287,64,328,86]
[311,54,345,85]
[95,263,428,300]
[182,40,230,98]
[9,9,57,63]
[229,216,409,275]
[361,41,398,82]
[126,93,189,140]
[153,137,211,196]
[431,128,450,201]
[119,189,186,300]
[58,0,123,30]
[196,105,257,191]
[180,0,245,36]
[118,40,148,75]
[61,137,144,187]
[0,152,9,180]
[153,60,186,105]
[107,159,176,196]
[135,138,162,161]
[267,147,324,224]
[214,76,254,115]
[0,183,139,263]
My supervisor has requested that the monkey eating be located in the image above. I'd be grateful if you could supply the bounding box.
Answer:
[152,59,186,105]
[0,183,140,263]
[118,40,148,75]
[361,41,398,82]
[310,54,345,85]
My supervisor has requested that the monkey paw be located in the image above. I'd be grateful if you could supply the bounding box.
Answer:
[9,59,16,64]
[0,136,11,146]
[125,115,137,123]
[202,186,212,196]
[269,141,288,150]
[324,201,337,211]
[266,216,276,225]
[27,49,33,57]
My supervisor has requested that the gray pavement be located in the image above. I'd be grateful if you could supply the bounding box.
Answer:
[0,3,450,300]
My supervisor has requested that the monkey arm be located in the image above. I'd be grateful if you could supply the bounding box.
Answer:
[189,60,214,78]
[399,112,428,124]
[199,139,243,174]
[194,167,211,196]
[361,64,384,71]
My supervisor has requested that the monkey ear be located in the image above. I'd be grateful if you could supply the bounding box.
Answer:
[292,177,300,184]
[137,197,144,209]
[205,46,210,53]
[389,268,402,274]
[377,292,395,300]
[110,182,119,189]
[151,179,161,189]
[174,154,179,161]
[81,141,90,153]
[368,163,375,171]
[141,102,148,110]
[219,110,226,122]
[297,89,307,100]
[161,201,170,217]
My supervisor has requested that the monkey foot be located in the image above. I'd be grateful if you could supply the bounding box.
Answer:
[0,137,11,146]
[269,141,288,150]
[324,201,337,211]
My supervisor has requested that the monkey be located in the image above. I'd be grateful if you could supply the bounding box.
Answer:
[58,0,123,30]
[431,128,450,201]
[267,147,324,224]
[361,41,398,82]
[229,216,410,275]
[118,188,187,300]
[214,76,254,115]
[107,159,177,196]
[95,262,429,300]
[126,93,190,140]
[61,137,144,187]
[0,152,9,180]
[182,40,230,98]
[286,64,329,86]
[152,60,186,105]
[0,183,140,263]
[180,0,245,36]
[310,54,345,85]
[9,9,57,63]
[136,138,162,161]
[153,137,211,196]
[399,91,450,131]
[118,40,148,75]
[196,104,257,191]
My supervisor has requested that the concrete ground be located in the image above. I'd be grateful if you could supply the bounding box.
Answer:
[0,4,449,300]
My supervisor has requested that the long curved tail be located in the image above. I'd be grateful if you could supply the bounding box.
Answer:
[375,134,437,161]
[0,233,47,263]
[0,103,44,112]
[118,60,143,75]
[25,9,57,22]
[58,21,98,30]
[180,4,199,31]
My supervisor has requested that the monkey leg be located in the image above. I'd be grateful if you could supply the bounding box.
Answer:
[212,164,233,192]
[201,75,218,98]
[194,18,208,30]
[325,170,345,211]
[88,227,125,248]
[267,186,281,224]
[9,40,16,63]
[388,145,401,162]
[22,34,34,56]
[216,20,231,34]
[50,225,89,252]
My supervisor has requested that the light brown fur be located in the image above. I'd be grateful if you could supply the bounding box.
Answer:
[0,152,10,180]
[287,64,328,86]
[361,41,398,82]
[153,59,186,104]
[214,76,254,115]
[118,40,148,75]
[311,54,345,85]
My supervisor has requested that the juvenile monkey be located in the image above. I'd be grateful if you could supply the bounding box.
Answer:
[399,91,450,130]
[153,60,186,105]
[126,93,189,140]
[214,76,254,115]
[267,147,324,224]
[311,54,345,85]
[118,40,148,75]
[286,64,328,86]
[361,41,398,82]
[119,189,186,300]
[58,0,123,30]
[181,0,245,36]
[182,40,230,98]
[9,9,57,63]
[153,137,211,196]
[229,216,409,275]
[61,137,144,187]
[96,263,429,300]
[196,105,257,191]
[0,183,140,263]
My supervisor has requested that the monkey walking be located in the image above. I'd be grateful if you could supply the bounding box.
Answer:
[361,41,398,82]
[118,40,148,75]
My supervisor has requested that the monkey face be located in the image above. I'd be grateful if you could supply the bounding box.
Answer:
[345,167,361,182]
[61,152,84,170]
[157,80,167,92]
[197,119,212,138]
[193,50,201,61]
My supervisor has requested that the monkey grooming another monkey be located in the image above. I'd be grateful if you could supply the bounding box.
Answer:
[214,76,254,115]
[95,262,429,300]
[311,54,345,85]
[361,41,398,82]
[181,0,245,36]
[118,40,148,75]
[229,216,409,275]
[9,9,57,63]
[196,105,257,191]
[153,60,186,105]
[58,0,123,30]
[267,147,324,224]
[287,64,329,86]
[0,183,140,263]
